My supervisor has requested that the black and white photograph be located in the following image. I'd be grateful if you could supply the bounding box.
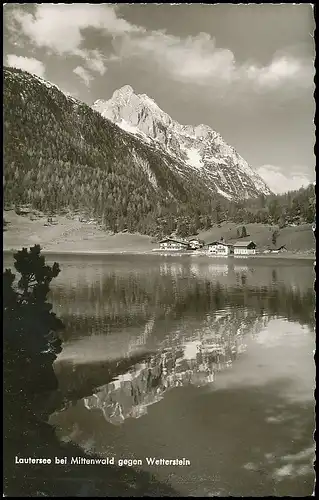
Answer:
[3,3,315,497]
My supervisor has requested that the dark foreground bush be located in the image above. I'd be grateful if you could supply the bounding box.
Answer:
[3,245,64,410]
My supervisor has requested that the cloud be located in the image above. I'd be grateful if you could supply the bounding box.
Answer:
[256,165,311,194]
[117,30,313,91]
[79,49,107,76]
[6,4,140,76]
[6,54,46,78]
[73,66,94,87]
[8,4,141,54]
[7,4,313,93]
[117,32,236,84]
[243,55,313,90]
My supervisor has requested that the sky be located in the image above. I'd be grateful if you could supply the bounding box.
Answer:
[3,3,315,194]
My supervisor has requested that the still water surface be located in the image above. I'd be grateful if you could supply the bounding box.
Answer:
[6,254,316,496]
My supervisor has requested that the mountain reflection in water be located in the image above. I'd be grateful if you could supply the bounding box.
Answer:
[5,253,314,497]
[78,308,266,426]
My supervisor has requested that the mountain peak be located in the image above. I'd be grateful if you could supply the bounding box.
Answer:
[92,86,220,144]
[91,85,271,199]
[139,93,159,107]
[112,84,134,103]
[4,66,274,241]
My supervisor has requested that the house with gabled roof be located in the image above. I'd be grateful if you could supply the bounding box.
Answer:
[233,241,257,256]
[159,238,190,251]
[205,240,234,256]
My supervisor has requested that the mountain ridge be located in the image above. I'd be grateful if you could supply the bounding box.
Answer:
[4,66,277,238]
[92,85,272,200]
[4,66,229,236]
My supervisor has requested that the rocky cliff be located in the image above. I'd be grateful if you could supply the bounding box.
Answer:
[93,85,271,201]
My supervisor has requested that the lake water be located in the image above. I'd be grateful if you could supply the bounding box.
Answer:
[4,254,315,496]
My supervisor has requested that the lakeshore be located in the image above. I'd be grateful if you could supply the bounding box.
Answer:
[3,247,315,260]
[3,210,315,259]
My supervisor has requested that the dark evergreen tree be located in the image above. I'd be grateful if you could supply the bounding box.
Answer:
[3,245,64,410]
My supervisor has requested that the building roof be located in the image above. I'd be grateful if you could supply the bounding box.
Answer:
[206,241,233,247]
[233,240,256,247]
[159,238,189,245]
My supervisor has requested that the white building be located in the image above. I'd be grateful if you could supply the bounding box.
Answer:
[233,241,257,256]
[188,238,203,250]
[159,238,190,251]
[206,241,234,256]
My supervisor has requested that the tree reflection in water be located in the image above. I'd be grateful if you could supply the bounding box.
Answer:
[4,254,315,496]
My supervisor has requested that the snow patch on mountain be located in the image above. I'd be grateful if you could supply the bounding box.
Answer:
[118,119,139,135]
[92,85,272,200]
[216,186,233,200]
[186,148,203,170]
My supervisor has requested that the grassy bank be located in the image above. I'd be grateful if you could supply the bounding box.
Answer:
[3,210,315,256]
[3,210,155,253]
[197,222,315,253]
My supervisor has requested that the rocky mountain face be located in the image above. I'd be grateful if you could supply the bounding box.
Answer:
[4,67,271,237]
[93,85,271,201]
